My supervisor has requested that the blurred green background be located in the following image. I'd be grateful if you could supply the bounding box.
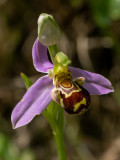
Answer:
[0,0,120,159]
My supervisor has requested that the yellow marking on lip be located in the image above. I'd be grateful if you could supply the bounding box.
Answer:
[59,81,82,98]
[60,97,64,107]
[73,97,86,112]
[64,89,81,98]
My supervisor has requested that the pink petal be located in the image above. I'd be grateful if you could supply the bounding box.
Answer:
[11,76,54,128]
[69,67,114,95]
[32,38,53,73]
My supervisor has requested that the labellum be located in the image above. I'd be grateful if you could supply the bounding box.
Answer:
[51,71,91,115]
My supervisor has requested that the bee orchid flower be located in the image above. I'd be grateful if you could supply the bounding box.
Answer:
[11,38,114,129]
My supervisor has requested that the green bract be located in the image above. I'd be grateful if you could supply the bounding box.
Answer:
[38,13,61,46]
[21,73,33,90]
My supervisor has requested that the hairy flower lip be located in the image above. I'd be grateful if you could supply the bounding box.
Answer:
[11,38,114,129]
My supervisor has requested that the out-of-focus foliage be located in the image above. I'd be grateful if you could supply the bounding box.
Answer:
[1,0,120,159]
[0,133,35,160]
[88,0,120,27]
[68,0,83,7]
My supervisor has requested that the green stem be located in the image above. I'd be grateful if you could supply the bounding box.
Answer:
[51,107,67,160]
[53,129,67,160]
[42,102,67,160]
[45,45,67,159]
[43,118,67,160]
[48,44,59,63]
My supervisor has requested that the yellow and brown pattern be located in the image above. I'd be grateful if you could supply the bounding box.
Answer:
[53,71,90,115]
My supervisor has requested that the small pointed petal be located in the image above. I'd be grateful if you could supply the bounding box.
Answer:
[32,38,53,73]
[11,76,54,129]
[69,67,114,95]
[73,77,85,86]
[51,88,60,104]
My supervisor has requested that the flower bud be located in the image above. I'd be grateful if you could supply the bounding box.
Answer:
[38,13,61,46]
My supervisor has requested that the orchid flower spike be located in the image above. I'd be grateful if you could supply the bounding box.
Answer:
[11,14,114,129]
[11,39,114,129]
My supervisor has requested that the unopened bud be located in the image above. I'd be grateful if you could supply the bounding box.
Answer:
[38,13,61,46]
